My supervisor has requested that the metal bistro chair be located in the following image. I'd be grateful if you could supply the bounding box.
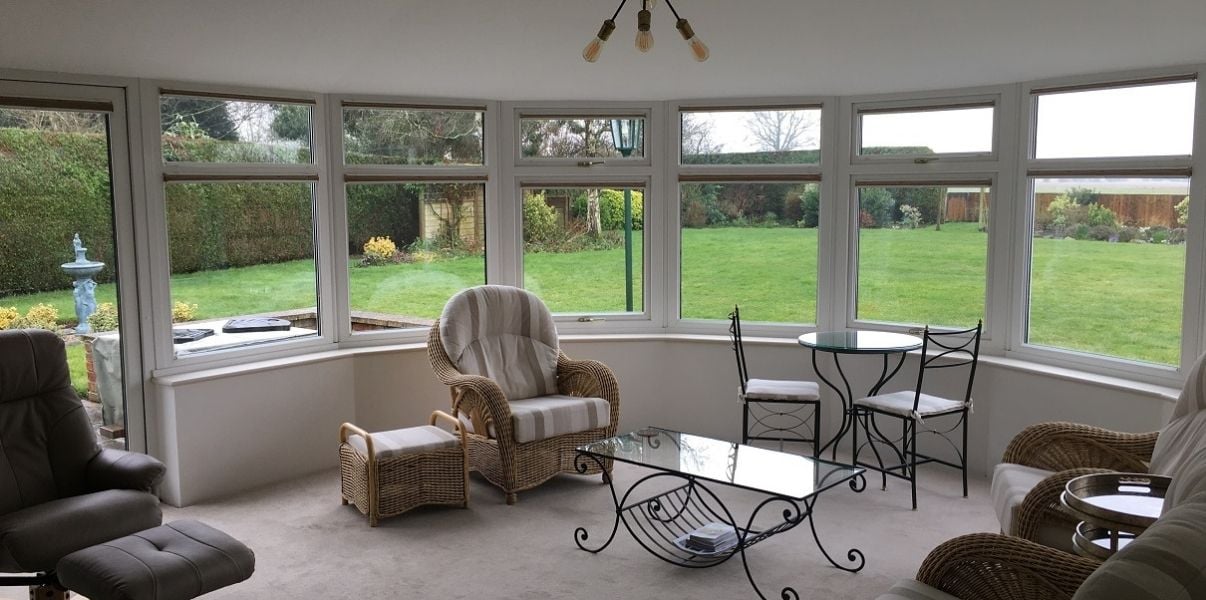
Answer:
[728,305,821,455]
[852,321,982,509]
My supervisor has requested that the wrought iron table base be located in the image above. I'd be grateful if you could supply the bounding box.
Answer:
[812,350,908,462]
[573,452,866,599]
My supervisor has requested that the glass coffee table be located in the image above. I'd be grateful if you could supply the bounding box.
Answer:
[574,427,866,599]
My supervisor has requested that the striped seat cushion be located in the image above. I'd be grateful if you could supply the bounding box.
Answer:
[440,285,559,401]
[855,390,966,418]
[461,395,611,443]
[347,425,460,459]
[744,378,820,402]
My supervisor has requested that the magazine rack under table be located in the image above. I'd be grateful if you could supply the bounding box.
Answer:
[572,428,866,600]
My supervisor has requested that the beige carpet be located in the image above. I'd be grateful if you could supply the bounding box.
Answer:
[157,455,998,600]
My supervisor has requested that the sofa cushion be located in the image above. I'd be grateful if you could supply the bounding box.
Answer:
[439,286,559,401]
[0,489,162,572]
[744,378,820,402]
[874,579,961,600]
[1151,350,1206,477]
[1072,490,1206,600]
[461,394,611,443]
[990,462,1074,550]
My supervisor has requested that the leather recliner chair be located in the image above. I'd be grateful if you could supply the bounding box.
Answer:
[0,329,166,595]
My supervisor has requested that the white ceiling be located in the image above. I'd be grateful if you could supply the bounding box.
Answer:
[3,0,1206,101]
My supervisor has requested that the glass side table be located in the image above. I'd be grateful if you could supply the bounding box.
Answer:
[1061,472,1168,560]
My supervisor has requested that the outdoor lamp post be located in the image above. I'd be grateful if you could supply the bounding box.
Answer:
[610,118,642,312]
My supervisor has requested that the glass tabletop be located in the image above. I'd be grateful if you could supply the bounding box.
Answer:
[579,428,863,500]
[798,330,923,354]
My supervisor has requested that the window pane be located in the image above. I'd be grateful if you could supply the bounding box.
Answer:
[520,117,644,159]
[0,106,130,448]
[522,186,643,313]
[856,185,988,327]
[1034,81,1196,159]
[680,182,818,323]
[343,107,483,166]
[859,106,994,156]
[347,183,485,331]
[1028,177,1188,365]
[160,95,311,163]
[681,108,820,165]
[165,182,318,356]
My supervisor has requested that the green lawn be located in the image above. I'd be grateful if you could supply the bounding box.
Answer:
[4,224,1186,389]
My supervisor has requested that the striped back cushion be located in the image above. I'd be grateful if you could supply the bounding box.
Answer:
[1151,351,1206,476]
[439,286,559,401]
[1072,490,1206,600]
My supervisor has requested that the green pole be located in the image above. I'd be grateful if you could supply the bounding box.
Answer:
[624,188,633,312]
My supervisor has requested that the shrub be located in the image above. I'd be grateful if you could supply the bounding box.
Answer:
[361,236,398,266]
[898,204,923,229]
[1065,186,1101,206]
[18,303,59,331]
[859,188,895,228]
[1084,203,1117,228]
[799,187,820,228]
[172,301,198,323]
[1117,226,1140,243]
[1046,194,1081,231]
[1149,227,1170,244]
[782,194,804,224]
[1073,224,1091,240]
[859,210,875,229]
[1176,196,1190,227]
[523,193,561,247]
[1087,225,1117,241]
[1169,228,1187,245]
[571,190,645,231]
[0,306,19,330]
[88,302,119,332]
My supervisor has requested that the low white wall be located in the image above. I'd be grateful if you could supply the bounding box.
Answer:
[150,337,1176,506]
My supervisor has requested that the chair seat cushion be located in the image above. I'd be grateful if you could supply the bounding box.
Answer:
[744,378,820,402]
[989,463,1075,551]
[875,579,961,600]
[855,390,966,418]
[0,489,162,572]
[462,395,611,443]
[346,425,460,459]
[57,519,255,600]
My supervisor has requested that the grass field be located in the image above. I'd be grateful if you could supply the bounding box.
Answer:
[3,223,1186,396]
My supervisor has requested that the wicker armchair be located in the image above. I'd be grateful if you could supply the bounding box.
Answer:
[427,286,621,505]
[998,422,1158,546]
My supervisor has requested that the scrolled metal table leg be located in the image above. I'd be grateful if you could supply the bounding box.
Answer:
[804,473,867,573]
[573,452,621,553]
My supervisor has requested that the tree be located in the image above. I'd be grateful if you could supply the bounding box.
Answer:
[159,97,238,140]
[344,109,481,165]
[746,110,817,152]
[681,113,722,160]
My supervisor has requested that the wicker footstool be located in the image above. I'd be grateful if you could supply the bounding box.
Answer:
[339,411,468,526]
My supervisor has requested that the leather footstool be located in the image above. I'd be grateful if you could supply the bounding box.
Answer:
[56,520,254,600]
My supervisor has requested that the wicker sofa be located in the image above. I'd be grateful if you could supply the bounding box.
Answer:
[991,351,1206,550]
[877,445,1206,600]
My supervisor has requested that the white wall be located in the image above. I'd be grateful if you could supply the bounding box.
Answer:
[150,337,1175,506]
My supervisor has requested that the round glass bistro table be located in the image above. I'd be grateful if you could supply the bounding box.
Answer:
[798,330,923,460]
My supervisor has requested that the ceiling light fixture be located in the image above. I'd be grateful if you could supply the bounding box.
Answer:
[583,0,708,63]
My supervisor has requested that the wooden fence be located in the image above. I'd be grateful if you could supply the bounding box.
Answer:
[944,192,1184,227]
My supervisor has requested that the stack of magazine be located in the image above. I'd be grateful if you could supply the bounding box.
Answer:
[685,522,738,553]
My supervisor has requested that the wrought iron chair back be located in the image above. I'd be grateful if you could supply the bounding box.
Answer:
[911,320,983,413]
[728,305,750,395]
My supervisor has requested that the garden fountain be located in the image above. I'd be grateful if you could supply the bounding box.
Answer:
[61,233,104,333]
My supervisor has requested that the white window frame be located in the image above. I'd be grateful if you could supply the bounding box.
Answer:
[1008,67,1204,384]
[852,94,1000,164]
[141,81,335,374]
[669,98,834,337]
[502,101,662,333]
[328,95,498,346]
[838,86,1011,344]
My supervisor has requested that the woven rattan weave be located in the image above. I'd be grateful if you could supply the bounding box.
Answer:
[427,321,620,504]
[339,411,468,526]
